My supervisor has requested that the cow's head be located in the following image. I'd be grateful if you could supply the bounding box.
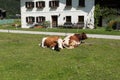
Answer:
[81,32,87,40]
[74,32,87,41]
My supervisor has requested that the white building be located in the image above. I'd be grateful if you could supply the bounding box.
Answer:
[20,0,95,29]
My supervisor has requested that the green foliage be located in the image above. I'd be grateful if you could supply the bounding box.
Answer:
[14,19,21,25]
[94,4,102,27]
[101,7,118,18]
[41,21,50,28]
[94,4,119,28]
[106,20,116,31]
[0,0,20,18]
[101,8,118,25]
[106,17,120,31]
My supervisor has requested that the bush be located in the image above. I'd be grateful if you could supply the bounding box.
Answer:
[108,20,117,30]
[106,26,113,31]
[34,21,50,28]
[94,4,102,28]
[41,21,50,28]
[106,18,120,31]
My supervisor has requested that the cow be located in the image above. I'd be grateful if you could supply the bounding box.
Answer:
[39,36,63,51]
[62,32,87,49]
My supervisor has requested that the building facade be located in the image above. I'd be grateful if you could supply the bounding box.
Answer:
[21,0,95,29]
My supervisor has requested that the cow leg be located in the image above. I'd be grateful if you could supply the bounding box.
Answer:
[51,47,55,50]
[41,37,47,48]
[57,38,63,49]
[50,42,57,50]
[50,43,60,51]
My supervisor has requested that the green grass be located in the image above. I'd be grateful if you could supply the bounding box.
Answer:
[0,33,120,80]
[0,24,120,35]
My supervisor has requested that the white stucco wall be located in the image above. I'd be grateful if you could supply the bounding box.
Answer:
[21,0,95,29]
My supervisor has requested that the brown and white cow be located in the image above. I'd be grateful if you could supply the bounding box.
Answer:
[62,32,87,49]
[39,36,63,51]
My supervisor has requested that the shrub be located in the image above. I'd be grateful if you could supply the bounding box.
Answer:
[94,4,102,28]
[34,21,50,28]
[106,26,113,31]
[41,21,50,28]
[106,16,120,31]
[107,21,120,31]
[106,20,116,31]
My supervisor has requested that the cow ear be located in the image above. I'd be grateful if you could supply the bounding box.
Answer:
[82,32,87,39]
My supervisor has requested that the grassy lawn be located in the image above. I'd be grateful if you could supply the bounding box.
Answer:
[0,33,120,80]
[0,24,120,35]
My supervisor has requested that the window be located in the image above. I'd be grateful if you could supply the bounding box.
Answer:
[1,12,6,18]
[0,10,1,14]
[26,16,35,24]
[66,16,71,22]
[36,1,45,8]
[25,2,34,9]
[36,16,45,23]
[78,16,84,22]
[77,16,84,28]
[79,0,85,7]
[49,1,59,8]
[66,0,72,6]
[0,10,6,19]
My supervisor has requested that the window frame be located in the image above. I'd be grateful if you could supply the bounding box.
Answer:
[78,16,84,23]
[78,0,85,7]
[36,1,45,8]
[66,0,72,7]
[26,16,35,24]
[25,2,34,9]
[36,16,45,23]
[66,16,71,23]
[49,1,59,8]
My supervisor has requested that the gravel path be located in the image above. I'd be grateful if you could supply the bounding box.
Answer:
[0,29,120,40]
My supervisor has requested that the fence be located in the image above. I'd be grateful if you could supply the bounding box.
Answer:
[0,19,14,25]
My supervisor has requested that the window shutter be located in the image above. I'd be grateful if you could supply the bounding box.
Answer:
[32,2,34,8]
[32,17,35,22]
[43,2,45,7]
[49,1,51,7]
[66,0,72,6]
[57,1,59,7]
[36,17,38,23]
[26,17,28,23]
[36,2,38,8]
[25,2,27,8]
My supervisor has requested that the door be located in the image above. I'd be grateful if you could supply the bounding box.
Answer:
[52,16,58,27]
